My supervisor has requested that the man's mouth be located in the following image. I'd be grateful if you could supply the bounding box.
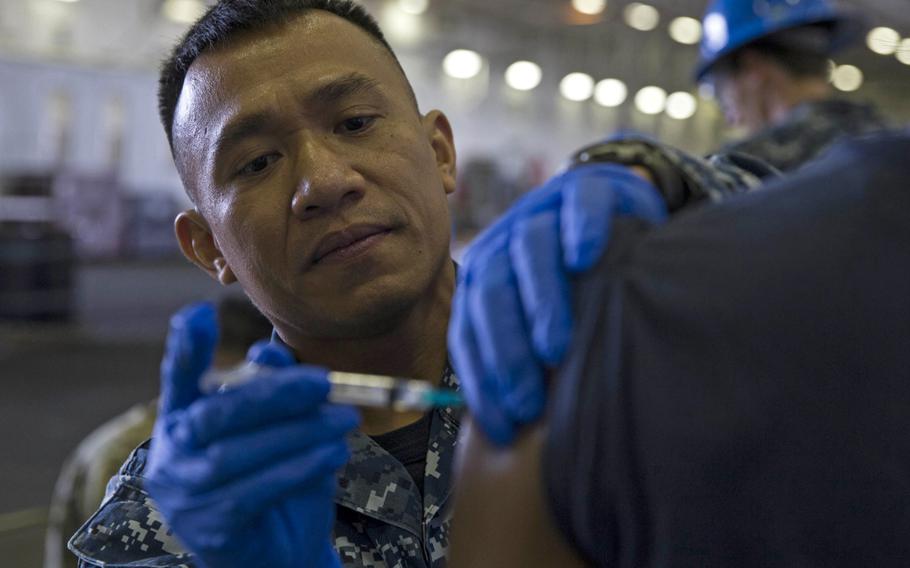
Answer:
[312,224,393,265]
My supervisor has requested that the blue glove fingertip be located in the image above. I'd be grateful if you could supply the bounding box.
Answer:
[564,248,589,272]
[479,413,516,447]
[247,340,295,368]
[533,310,573,366]
[615,178,670,223]
[160,302,218,414]
[502,363,546,425]
[561,181,615,272]
[171,303,219,365]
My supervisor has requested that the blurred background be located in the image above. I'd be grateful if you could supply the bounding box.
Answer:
[0,0,907,565]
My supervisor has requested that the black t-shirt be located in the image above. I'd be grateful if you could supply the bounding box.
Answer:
[545,131,910,567]
[371,412,432,497]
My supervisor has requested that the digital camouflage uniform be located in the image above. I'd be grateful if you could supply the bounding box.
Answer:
[68,366,461,568]
[46,400,157,568]
[571,137,773,212]
[723,98,889,173]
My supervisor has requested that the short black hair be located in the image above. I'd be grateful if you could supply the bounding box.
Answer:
[158,0,411,150]
[710,24,833,82]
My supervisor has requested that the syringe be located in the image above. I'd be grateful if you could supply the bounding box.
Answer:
[199,362,464,411]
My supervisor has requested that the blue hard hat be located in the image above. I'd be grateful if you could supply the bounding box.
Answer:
[695,0,864,82]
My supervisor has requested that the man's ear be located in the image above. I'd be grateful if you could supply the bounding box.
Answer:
[174,209,237,285]
[422,110,457,195]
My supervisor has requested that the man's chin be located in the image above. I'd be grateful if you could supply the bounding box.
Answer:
[303,288,419,339]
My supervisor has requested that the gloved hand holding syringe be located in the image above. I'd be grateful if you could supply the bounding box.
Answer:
[200,361,464,411]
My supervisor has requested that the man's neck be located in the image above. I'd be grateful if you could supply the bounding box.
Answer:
[279,260,456,436]
[283,260,456,383]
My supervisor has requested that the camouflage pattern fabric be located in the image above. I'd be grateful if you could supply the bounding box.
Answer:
[67,436,194,568]
[45,400,158,568]
[723,98,890,173]
[571,137,773,213]
[68,366,461,568]
[332,368,459,568]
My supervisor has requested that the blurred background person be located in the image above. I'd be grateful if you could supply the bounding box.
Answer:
[697,0,892,171]
[43,293,272,568]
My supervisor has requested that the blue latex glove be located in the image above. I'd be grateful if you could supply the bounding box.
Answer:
[449,164,669,445]
[144,303,359,568]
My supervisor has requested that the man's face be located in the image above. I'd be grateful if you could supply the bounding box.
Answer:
[172,11,456,339]
[712,65,768,135]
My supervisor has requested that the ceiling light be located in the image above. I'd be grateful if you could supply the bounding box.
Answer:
[831,64,863,92]
[594,78,627,107]
[634,85,667,114]
[867,27,900,55]
[560,72,595,102]
[443,49,484,79]
[666,91,697,119]
[572,0,607,16]
[162,0,206,24]
[624,2,660,32]
[897,39,910,65]
[669,16,701,45]
[398,0,429,15]
[383,3,423,43]
[505,61,543,91]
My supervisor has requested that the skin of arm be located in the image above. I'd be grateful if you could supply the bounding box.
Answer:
[448,418,588,568]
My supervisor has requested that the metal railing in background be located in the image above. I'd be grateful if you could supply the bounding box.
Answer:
[0,507,49,568]
[0,507,48,534]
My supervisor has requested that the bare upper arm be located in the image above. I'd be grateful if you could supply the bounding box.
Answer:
[448,418,589,568]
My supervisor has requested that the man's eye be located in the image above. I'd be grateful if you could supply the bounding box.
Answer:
[337,116,375,134]
[237,153,280,176]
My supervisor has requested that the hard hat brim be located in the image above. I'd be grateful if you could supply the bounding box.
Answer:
[695,10,865,83]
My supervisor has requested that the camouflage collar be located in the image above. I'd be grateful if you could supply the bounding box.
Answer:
[334,364,461,538]
[725,98,890,173]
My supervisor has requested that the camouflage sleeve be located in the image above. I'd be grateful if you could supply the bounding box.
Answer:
[570,138,776,213]
[67,439,197,568]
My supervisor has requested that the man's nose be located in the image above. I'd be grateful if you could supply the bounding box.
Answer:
[290,137,365,220]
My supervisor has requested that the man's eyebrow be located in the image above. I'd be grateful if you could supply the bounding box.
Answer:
[305,73,383,107]
[214,111,284,163]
